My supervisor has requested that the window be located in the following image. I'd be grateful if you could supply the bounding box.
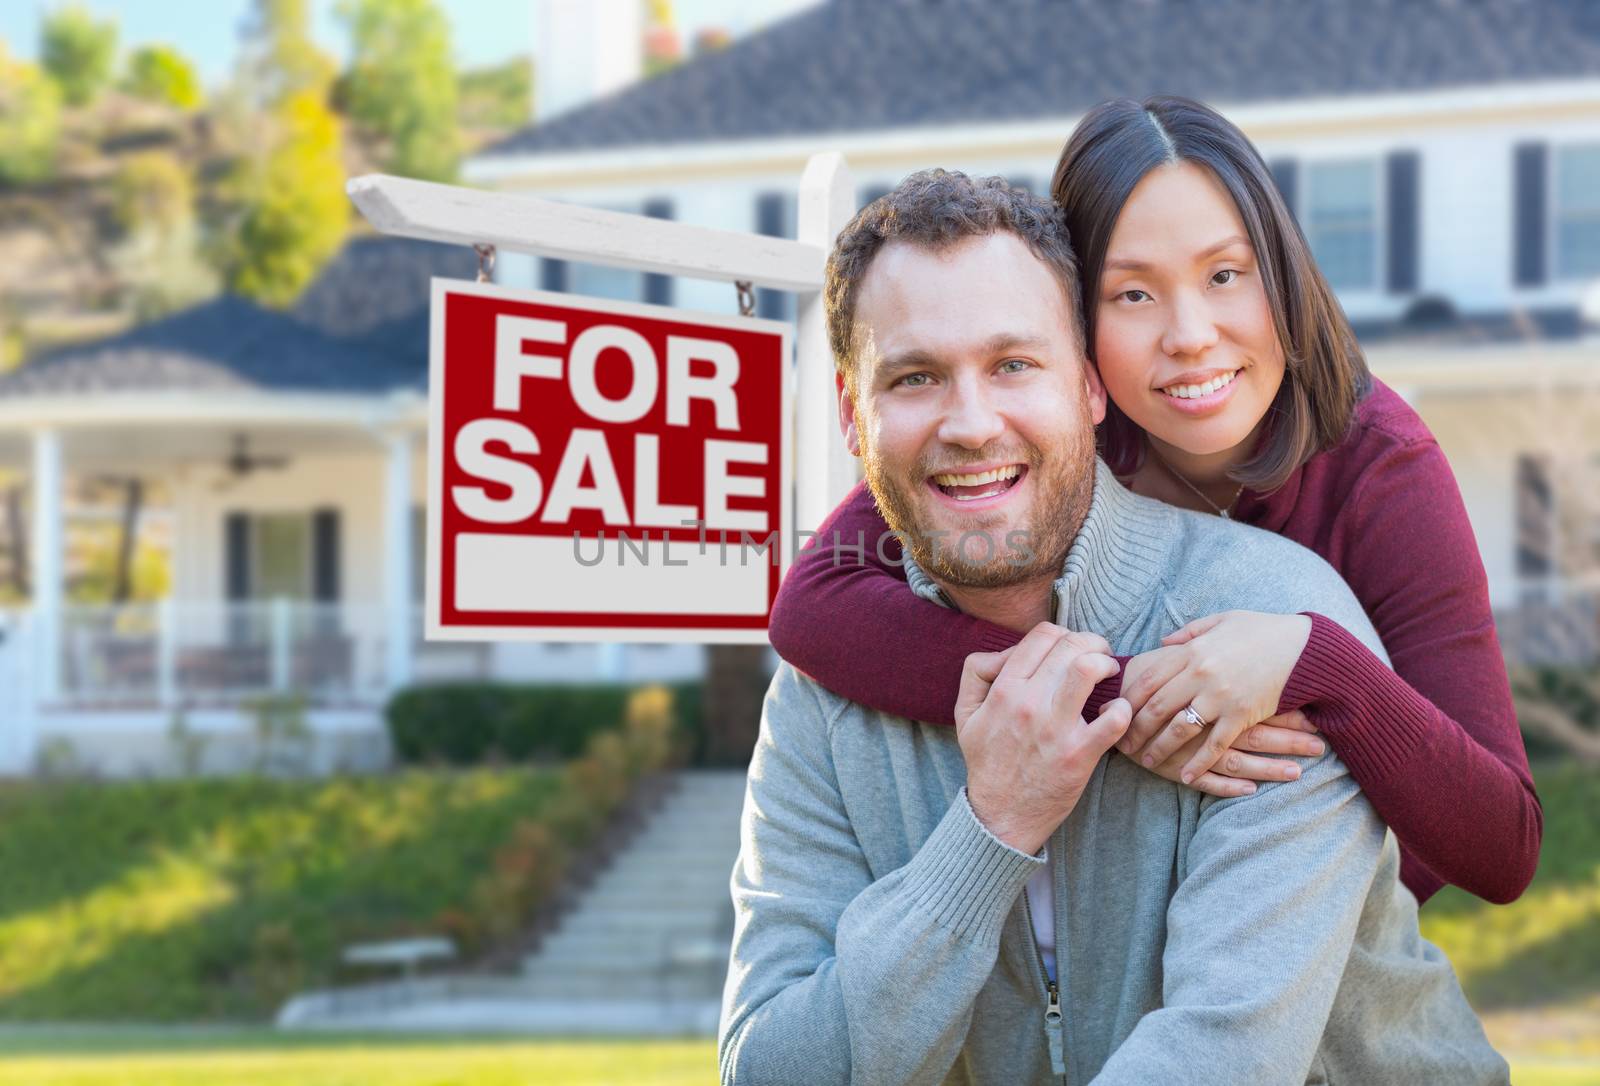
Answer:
[1304,160,1379,290]
[1554,144,1600,281]
[754,192,797,321]
[253,513,312,600]
[570,260,645,302]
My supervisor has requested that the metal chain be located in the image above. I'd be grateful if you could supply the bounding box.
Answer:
[474,243,497,284]
[735,280,756,317]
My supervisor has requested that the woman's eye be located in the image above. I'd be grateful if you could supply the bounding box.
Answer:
[1211,269,1238,286]
[1119,289,1150,303]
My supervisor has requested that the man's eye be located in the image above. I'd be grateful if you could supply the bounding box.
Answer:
[1211,269,1239,286]
[998,358,1031,374]
[897,373,931,388]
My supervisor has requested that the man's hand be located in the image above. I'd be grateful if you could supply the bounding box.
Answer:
[955,622,1131,855]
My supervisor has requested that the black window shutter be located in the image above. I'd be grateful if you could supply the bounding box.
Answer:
[312,508,340,602]
[755,192,788,321]
[642,198,674,306]
[225,512,251,600]
[540,257,569,292]
[1513,143,1548,287]
[1268,158,1298,218]
[1386,151,1420,294]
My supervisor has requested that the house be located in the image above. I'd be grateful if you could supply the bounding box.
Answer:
[4,0,1599,775]
[469,0,1600,658]
[0,237,704,776]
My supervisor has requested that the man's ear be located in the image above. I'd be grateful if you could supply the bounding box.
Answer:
[836,371,862,457]
[1082,356,1108,426]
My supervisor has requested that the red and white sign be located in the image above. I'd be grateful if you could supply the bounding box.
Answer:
[426,279,792,643]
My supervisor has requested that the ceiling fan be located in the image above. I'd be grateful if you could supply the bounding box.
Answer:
[211,433,291,492]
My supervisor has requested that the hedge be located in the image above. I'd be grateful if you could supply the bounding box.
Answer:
[385,681,704,765]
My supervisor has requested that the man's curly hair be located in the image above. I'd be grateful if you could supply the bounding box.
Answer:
[824,169,1084,387]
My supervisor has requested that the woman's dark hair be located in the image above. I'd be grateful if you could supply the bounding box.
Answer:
[1051,95,1371,492]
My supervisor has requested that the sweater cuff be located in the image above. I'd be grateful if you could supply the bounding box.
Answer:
[897,788,1044,943]
[1278,612,1435,778]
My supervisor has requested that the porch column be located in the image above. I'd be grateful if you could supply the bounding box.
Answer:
[31,428,62,703]
[383,429,414,689]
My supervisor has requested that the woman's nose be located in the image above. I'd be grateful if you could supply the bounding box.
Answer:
[1160,291,1220,358]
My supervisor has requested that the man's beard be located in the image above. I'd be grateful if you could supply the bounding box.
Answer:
[860,404,1097,589]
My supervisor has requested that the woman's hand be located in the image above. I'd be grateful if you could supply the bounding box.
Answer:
[1118,611,1320,786]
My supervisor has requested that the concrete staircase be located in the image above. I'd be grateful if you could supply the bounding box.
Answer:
[277,768,749,1035]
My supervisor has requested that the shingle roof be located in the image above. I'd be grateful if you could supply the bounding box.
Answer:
[483,0,1600,158]
[0,237,473,400]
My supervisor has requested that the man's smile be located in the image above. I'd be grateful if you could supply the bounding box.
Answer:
[926,462,1029,509]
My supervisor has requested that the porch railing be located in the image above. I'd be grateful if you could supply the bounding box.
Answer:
[56,599,397,707]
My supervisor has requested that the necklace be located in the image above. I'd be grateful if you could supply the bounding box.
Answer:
[1147,444,1245,519]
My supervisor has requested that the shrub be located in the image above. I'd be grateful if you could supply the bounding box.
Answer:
[385,680,702,765]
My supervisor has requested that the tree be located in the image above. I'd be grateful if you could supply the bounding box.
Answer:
[220,90,348,307]
[458,57,532,133]
[337,0,460,181]
[40,3,118,107]
[109,152,217,317]
[212,0,346,307]
[123,44,202,109]
[236,0,335,107]
[0,43,63,185]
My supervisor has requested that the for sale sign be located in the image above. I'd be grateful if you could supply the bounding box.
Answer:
[426,279,791,643]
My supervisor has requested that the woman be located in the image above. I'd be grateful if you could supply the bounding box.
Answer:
[767,95,1541,906]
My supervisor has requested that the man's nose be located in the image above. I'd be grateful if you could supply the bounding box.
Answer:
[1160,290,1220,358]
[937,381,1007,449]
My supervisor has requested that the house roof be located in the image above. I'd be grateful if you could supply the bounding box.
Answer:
[0,237,472,401]
[483,0,1600,159]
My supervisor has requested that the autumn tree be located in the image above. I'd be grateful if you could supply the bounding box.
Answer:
[214,0,347,307]
[40,3,118,107]
[337,0,460,181]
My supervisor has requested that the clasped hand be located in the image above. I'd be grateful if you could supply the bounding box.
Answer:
[955,622,1132,855]
[1117,610,1322,796]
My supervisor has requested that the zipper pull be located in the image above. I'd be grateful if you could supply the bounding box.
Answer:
[1044,980,1065,1076]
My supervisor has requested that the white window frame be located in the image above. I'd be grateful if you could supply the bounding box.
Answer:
[1300,156,1385,295]
[1550,141,1600,284]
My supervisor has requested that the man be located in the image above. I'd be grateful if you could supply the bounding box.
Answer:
[717,170,1506,1085]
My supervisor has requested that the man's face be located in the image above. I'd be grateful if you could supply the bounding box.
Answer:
[839,232,1107,588]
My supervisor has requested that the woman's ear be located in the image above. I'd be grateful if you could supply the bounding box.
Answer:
[836,371,862,456]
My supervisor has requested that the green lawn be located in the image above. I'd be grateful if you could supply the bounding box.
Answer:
[0,1032,1593,1086]
[0,770,565,1020]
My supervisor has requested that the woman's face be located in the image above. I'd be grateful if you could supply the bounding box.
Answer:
[1093,161,1286,463]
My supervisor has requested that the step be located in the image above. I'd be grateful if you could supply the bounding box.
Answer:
[514,972,724,1003]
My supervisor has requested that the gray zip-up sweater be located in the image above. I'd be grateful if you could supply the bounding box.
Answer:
[719,460,1507,1086]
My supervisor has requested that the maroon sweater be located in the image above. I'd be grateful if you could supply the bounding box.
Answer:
[768,379,1542,906]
